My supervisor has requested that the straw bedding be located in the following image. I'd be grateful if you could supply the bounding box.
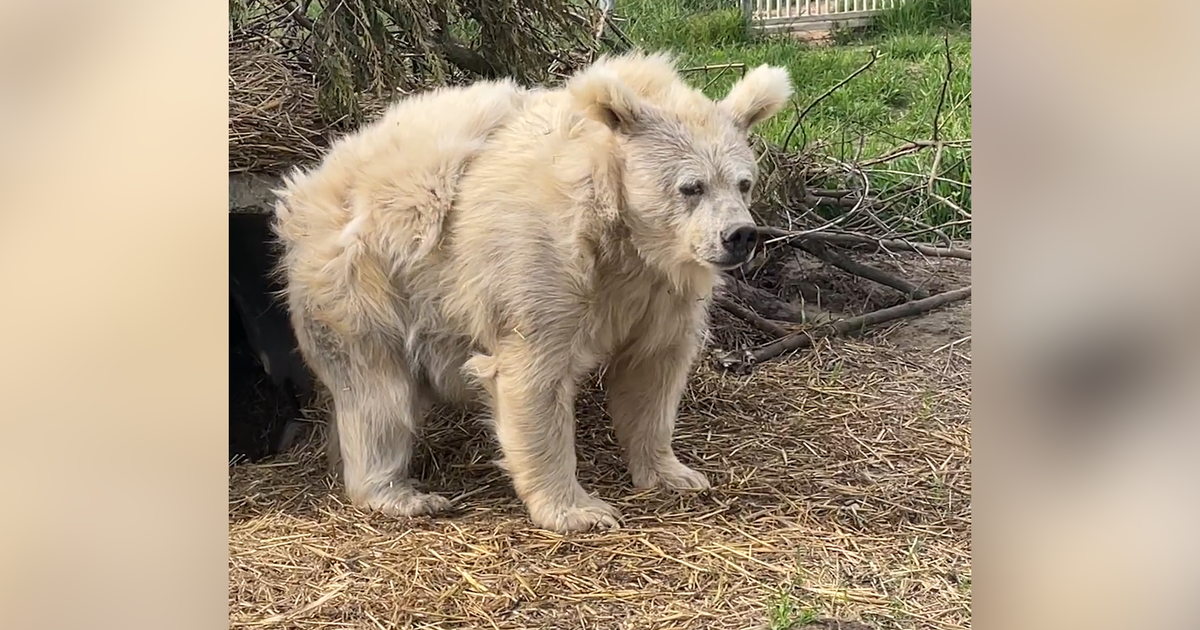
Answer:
[228,5,971,625]
[228,255,971,630]
[227,0,596,176]
[228,39,388,176]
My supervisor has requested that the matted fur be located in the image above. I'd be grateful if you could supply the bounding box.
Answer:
[271,51,793,532]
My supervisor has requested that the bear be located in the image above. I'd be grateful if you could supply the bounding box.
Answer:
[270,51,793,532]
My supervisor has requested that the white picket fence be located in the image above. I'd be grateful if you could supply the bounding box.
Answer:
[742,0,905,34]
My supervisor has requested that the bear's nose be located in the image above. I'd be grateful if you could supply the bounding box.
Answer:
[721,224,758,259]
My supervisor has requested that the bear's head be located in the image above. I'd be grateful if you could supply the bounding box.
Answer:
[569,53,793,283]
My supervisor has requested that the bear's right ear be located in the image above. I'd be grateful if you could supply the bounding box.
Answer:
[719,64,794,131]
[568,67,648,135]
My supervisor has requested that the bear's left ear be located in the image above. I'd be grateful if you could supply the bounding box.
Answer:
[719,64,794,131]
[568,65,650,135]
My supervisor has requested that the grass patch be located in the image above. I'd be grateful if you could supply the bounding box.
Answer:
[767,586,820,629]
[871,0,971,35]
[614,0,972,236]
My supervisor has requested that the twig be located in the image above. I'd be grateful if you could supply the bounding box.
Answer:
[858,139,969,168]
[919,34,968,221]
[241,582,347,626]
[809,188,853,198]
[766,178,879,239]
[894,219,972,242]
[931,191,969,219]
[897,215,954,248]
[714,287,972,372]
[933,335,971,353]
[681,62,747,75]
[782,49,880,152]
[825,153,890,236]
[794,241,930,300]
[593,0,613,46]
[932,32,952,143]
[926,141,945,195]
[715,296,790,339]
[603,16,635,50]
[759,227,972,260]
[596,1,635,51]
[679,63,748,92]
[922,142,970,219]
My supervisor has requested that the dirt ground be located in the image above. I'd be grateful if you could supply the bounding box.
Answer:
[228,248,971,630]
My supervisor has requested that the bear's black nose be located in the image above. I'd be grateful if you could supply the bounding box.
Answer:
[721,224,758,260]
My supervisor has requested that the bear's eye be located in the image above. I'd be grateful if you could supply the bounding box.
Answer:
[738,179,753,194]
[679,181,704,197]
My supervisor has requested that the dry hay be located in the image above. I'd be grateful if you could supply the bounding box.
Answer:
[228,0,597,176]
[228,5,972,624]
[229,270,972,630]
[228,38,389,176]
[227,36,591,175]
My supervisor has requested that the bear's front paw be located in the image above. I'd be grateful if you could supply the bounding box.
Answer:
[632,460,711,491]
[528,494,622,533]
[355,481,454,518]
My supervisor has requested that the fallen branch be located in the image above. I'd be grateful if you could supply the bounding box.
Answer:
[714,286,972,372]
[759,227,972,260]
[794,240,931,300]
[721,276,836,325]
[715,296,790,339]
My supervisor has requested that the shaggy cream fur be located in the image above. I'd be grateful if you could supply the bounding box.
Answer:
[272,51,793,532]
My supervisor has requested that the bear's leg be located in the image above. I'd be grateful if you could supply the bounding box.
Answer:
[329,355,453,518]
[489,346,621,532]
[606,342,711,491]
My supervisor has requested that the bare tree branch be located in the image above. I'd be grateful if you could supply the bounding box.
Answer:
[715,296,791,339]
[721,276,836,325]
[759,227,972,260]
[714,287,972,372]
[794,240,931,300]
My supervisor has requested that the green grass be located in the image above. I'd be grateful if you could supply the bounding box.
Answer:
[871,0,971,35]
[614,0,972,236]
[767,586,820,629]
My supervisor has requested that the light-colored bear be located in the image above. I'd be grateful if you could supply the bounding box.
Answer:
[271,51,792,532]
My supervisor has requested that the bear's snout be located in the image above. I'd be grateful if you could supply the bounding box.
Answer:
[720,223,758,264]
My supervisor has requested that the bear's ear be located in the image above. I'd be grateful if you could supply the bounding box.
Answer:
[719,64,794,131]
[568,66,649,135]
